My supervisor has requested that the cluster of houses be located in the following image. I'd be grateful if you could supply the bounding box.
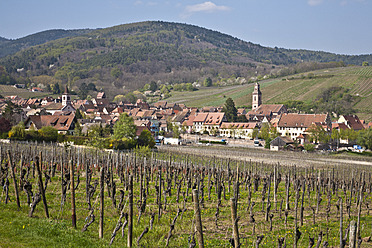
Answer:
[1,82,371,150]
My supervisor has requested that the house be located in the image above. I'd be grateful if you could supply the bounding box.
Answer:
[97,92,106,99]
[24,114,76,134]
[153,101,167,110]
[192,113,209,133]
[31,87,44,92]
[338,115,364,131]
[270,136,294,151]
[203,113,226,134]
[25,108,48,117]
[192,112,226,134]
[247,104,287,122]
[136,125,151,137]
[220,122,259,139]
[276,113,332,141]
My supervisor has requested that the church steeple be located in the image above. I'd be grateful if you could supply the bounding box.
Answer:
[252,82,262,110]
[62,85,71,106]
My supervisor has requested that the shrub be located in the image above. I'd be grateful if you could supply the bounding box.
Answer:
[8,122,25,140]
[304,143,315,152]
[38,126,58,142]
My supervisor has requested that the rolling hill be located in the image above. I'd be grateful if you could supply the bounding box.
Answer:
[165,66,372,121]
[0,21,371,100]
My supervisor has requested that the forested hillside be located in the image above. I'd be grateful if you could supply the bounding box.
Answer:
[0,21,371,99]
[0,29,92,58]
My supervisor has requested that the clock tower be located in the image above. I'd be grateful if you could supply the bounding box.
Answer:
[252,82,262,110]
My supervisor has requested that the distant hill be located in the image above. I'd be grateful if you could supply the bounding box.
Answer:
[0,29,93,58]
[0,21,371,99]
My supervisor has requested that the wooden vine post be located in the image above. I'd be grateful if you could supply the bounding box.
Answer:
[99,167,104,238]
[230,197,240,248]
[339,197,344,248]
[36,153,49,218]
[7,150,20,210]
[349,220,357,248]
[193,189,204,248]
[70,159,76,228]
[128,174,133,247]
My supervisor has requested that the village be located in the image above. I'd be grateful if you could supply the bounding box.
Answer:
[1,82,371,152]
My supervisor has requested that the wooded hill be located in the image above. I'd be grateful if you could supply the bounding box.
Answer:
[0,21,371,99]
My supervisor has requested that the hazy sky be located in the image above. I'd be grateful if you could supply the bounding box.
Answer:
[0,0,371,55]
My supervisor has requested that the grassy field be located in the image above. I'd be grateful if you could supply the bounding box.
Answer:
[166,66,372,121]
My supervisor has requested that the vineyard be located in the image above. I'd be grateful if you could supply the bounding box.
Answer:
[0,85,49,98]
[0,142,372,247]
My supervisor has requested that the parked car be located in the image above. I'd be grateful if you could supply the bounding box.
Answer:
[254,140,262,147]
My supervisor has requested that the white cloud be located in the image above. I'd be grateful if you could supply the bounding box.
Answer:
[182,1,230,17]
[307,0,324,6]
[134,1,143,5]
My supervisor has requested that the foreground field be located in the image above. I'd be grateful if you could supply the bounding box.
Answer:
[0,142,372,247]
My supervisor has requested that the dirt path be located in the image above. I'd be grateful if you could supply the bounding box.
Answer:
[159,145,372,168]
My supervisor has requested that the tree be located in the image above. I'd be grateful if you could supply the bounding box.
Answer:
[113,94,126,103]
[149,81,158,92]
[113,113,136,140]
[137,129,155,148]
[236,115,248,122]
[362,61,369,66]
[2,101,22,125]
[125,92,137,104]
[74,122,83,136]
[88,124,104,138]
[357,128,372,150]
[204,77,212,87]
[307,124,329,144]
[0,117,11,134]
[304,143,315,152]
[38,126,58,142]
[52,82,61,94]
[78,82,88,99]
[75,109,83,119]
[111,67,122,79]
[222,97,237,122]
[8,122,25,140]
[160,85,169,94]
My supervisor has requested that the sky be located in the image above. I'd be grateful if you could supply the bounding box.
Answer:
[0,0,371,55]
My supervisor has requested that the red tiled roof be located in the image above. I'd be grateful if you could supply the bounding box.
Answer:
[220,122,258,129]
[340,115,365,131]
[277,113,328,128]
[248,104,285,116]
[25,114,75,131]
[193,113,208,122]
[332,122,349,130]
[204,113,225,125]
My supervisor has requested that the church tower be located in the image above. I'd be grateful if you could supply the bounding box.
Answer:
[62,85,71,106]
[252,82,262,110]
